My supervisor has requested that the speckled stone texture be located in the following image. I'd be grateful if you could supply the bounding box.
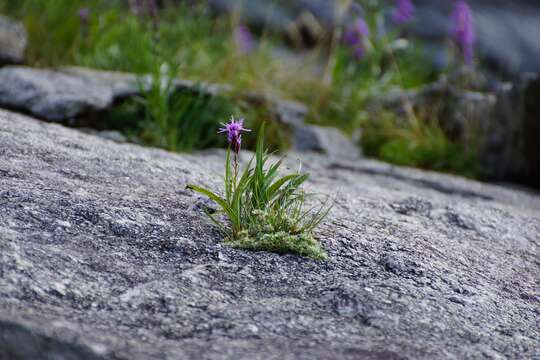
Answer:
[0,109,538,360]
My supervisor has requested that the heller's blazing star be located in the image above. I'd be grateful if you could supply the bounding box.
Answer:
[187,123,330,260]
[218,117,251,153]
[234,25,255,55]
[77,8,90,23]
[451,0,475,65]
[392,0,415,24]
[343,18,370,58]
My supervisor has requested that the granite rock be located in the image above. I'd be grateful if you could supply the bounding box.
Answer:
[0,109,538,359]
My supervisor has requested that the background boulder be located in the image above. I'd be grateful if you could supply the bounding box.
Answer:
[375,69,540,187]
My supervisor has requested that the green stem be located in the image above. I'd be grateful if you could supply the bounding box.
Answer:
[232,151,240,238]
[233,152,239,190]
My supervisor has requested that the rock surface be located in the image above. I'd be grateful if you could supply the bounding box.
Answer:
[0,66,117,121]
[0,66,226,122]
[522,74,540,188]
[0,109,539,359]
[245,94,359,159]
[0,15,27,65]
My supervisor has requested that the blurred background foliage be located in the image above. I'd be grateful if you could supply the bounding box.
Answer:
[0,0,482,177]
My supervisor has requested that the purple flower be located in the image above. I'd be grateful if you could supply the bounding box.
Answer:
[343,18,370,59]
[129,0,158,18]
[350,1,364,17]
[451,0,475,65]
[234,25,255,54]
[218,117,251,153]
[391,0,415,24]
[129,0,143,16]
[77,8,90,23]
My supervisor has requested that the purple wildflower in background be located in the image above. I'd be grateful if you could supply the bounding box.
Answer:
[234,25,255,54]
[343,18,370,59]
[391,0,415,24]
[77,8,90,23]
[129,0,144,16]
[451,0,475,65]
[218,117,251,153]
[350,1,364,16]
[129,0,158,18]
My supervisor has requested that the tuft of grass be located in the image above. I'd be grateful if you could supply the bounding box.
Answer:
[137,62,236,152]
[101,62,291,153]
[101,62,238,152]
[187,123,330,260]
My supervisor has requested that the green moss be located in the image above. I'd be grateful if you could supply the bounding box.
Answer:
[230,231,327,260]
[225,209,327,260]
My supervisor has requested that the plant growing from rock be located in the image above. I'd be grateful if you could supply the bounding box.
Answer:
[187,117,330,260]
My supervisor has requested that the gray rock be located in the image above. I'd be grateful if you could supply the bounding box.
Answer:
[521,74,540,188]
[0,66,232,122]
[79,128,129,143]
[245,93,359,158]
[290,124,360,160]
[0,109,539,359]
[0,15,27,65]
[0,320,106,360]
[379,72,497,146]
[0,65,357,158]
[0,66,114,121]
[375,70,540,186]
[60,66,148,99]
[96,130,128,143]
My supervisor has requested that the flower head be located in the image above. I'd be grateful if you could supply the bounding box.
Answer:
[391,0,415,25]
[343,18,370,59]
[234,25,255,55]
[451,0,475,65]
[77,8,90,23]
[218,116,251,153]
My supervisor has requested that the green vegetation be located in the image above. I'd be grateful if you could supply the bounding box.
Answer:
[307,29,436,132]
[102,61,291,152]
[188,124,330,260]
[361,111,480,177]
[1,0,482,178]
[132,63,234,152]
